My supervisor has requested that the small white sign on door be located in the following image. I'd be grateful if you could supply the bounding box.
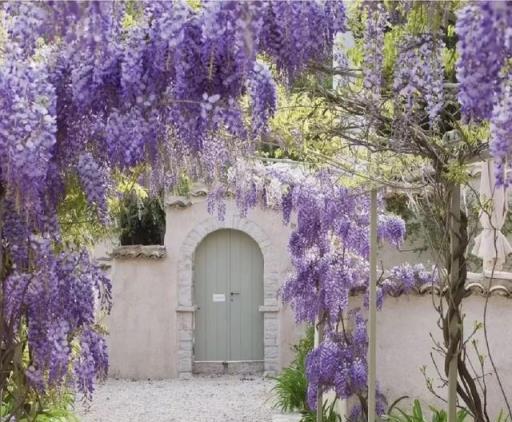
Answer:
[212,293,226,302]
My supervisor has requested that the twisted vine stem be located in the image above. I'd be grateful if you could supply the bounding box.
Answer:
[443,184,489,422]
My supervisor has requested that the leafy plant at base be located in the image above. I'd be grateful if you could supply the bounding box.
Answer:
[385,400,468,422]
[272,327,340,422]
[272,327,314,414]
[1,381,79,422]
[300,401,341,422]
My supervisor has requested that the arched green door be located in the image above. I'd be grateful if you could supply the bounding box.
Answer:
[194,229,264,364]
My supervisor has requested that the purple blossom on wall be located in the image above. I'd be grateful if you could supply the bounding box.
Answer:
[378,214,406,247]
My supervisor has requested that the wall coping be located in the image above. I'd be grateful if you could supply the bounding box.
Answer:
[366,280,512,299]
[111,245,167,260]
[165,184,208,208]
[418,281,512,298]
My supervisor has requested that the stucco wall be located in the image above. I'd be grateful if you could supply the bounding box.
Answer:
[103,194,512,416]
[378,294,512,417]
[107,257,177,379]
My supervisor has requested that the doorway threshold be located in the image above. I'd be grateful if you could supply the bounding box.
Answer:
[193,360,264,375]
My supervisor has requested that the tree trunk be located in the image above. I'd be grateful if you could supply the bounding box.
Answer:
[447,183,460,422]
[443,183,488,422]
[0,183,4,280]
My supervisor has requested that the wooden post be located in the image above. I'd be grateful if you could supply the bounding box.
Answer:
[448,183,461,422]
[368,189,378,422]
[0,184,5,404]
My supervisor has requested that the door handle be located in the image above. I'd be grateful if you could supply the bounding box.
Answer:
[230,292,240,296]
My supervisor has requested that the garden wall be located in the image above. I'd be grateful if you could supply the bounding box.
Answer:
[378,292,512,417]
[98,192,512,416]
[107,255,175,379]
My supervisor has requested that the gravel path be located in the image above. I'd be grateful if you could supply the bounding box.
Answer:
[76,375,276,422]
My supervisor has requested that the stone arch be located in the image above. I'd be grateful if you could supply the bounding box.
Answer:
[176,215,279,378]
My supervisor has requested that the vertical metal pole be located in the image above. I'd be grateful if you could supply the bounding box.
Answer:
[368,189,378,422]
[0,185,5,407]
[448,355,458,422]
[448,184,461,422]
[315,319,323,422]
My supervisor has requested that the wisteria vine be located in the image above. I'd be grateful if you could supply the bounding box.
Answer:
[0,0,347,412]
[2,0,501,416]
[220,161,436,416]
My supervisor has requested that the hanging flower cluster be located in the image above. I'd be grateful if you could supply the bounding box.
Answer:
[362,2,387,100]
[0,1,347,402]
[456,2,512,184]
[218,160,436,415]
[358,2,446,154]
[1,0,346,216]
[393,34,445,128]
[3,238,111,397]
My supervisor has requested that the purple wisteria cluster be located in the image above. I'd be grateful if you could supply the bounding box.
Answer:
[3,238,111,397]
[362,2,387,100]
[456,2,512,184]
[221,161,436,415]
[393,33,445,128]
[0,0,347,402]
[1,0,347,212]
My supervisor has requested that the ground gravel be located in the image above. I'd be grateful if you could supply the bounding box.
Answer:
[76,375,276,422]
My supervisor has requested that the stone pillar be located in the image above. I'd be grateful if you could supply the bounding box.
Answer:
[260,306,279,375]
[176,306,196,379]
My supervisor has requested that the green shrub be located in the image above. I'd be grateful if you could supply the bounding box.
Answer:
[118,192,165,245]
[272,326,313,414]
[1,388,79,421]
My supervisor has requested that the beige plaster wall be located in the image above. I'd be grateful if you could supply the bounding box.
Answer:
[377,295,512,417]
[103,196,512,417]
[107,257,177,379]
[279,304,305,369]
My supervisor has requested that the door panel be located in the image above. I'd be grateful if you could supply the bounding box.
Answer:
[194,229,263,362]
[229,231,264,360]
[194,230,230,361]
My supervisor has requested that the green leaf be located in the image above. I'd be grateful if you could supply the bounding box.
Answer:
[456,409,468,422]
[412,400,424,421]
